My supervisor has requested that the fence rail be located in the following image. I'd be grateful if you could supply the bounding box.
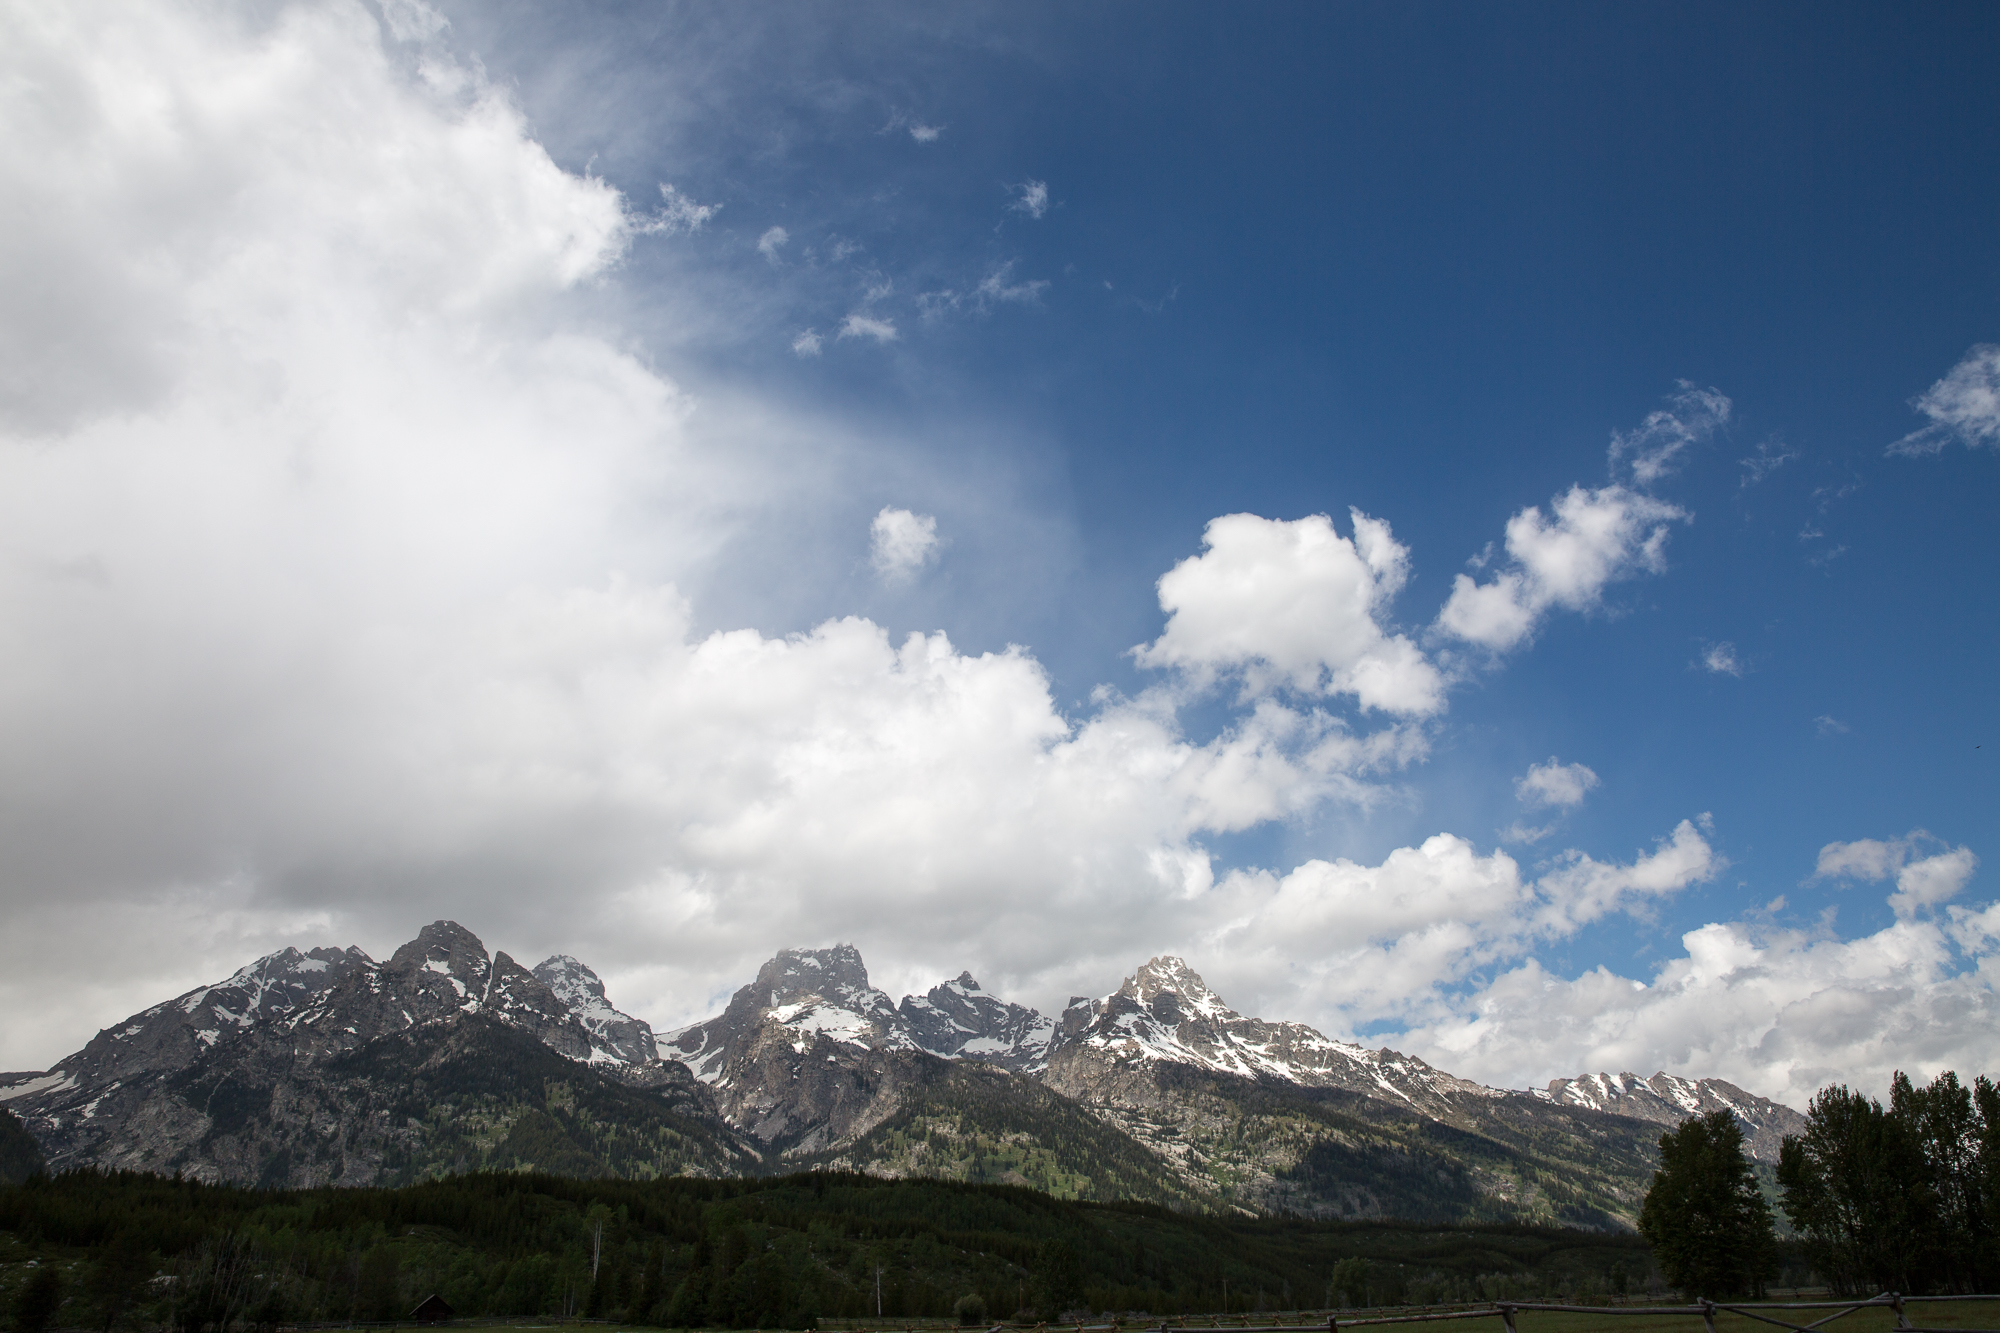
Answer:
[143,1295,2000,1333]
[1069,1292,2000,1333]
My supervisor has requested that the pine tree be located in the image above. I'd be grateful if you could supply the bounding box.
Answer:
[1639,1110,1775,1298]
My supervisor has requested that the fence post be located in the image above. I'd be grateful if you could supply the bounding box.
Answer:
[1890,1293,1909,1331]
[1499,1305,1517,1333]
[1327,1318,1338,1333]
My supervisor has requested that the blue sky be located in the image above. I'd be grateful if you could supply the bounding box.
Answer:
[0,0,1993,1102]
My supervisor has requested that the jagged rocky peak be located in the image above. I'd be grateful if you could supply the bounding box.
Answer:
[898,970,1055,1071]
[756,943,885,1007]
[535,954,608,1004]
[1048,954,1490,1108]
[1536,1069,1806,1164]
[1116,956,1236,1023]
[485,952,594,1062]
[663,943,920,1085]
[533,954,659,1066]
[387,920,491,992]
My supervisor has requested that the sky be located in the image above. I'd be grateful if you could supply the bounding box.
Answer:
[1,0,1995,1108]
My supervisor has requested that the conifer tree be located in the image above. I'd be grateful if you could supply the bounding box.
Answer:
[1639,1110,1775,1298]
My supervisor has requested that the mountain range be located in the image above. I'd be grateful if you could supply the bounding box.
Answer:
[0,921,1804,1226]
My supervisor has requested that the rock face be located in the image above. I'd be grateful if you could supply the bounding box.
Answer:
[1536,1071,1808,1163]
[534,955,660,1066]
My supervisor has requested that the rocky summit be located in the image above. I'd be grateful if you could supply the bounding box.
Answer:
[0,927,1805,1227]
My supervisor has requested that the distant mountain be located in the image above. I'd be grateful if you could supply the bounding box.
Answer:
[1535,1071,1807,1163]
[0,926,1809,1228]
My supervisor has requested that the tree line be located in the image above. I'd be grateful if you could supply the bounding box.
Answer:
[0,1169,1646,1333]
[1639,1069,1999,1297]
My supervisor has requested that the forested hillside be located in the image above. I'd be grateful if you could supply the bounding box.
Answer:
[0,1170,1655,1329]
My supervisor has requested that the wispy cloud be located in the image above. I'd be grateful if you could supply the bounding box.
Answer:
[881,111,944,144]
[643,182,721,236]
[838,313,898,343]
[919,263,1050,318]
[1890,344,2000,456]
[790,329,822,357]
[1607,381,1731,485]
[757,225,789,264]
[1815,715,1850,735]
[869,507,941,582]
[1698,641,1744,676]
[1738,437,1797,487]
[1009,179,1050,219]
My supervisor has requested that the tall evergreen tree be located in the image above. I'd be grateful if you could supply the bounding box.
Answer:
[1639,1110,1775,1298]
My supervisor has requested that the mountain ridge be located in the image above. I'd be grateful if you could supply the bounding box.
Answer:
[1,924,1804,1223]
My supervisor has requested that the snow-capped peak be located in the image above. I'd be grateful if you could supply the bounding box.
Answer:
[898,971,1055,1072]
[662,944,920,1085]
[1048,956,1490,1108]
[1532,1070,1807,1163]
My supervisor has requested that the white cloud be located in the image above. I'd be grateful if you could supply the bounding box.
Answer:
[1200,819,1717,1027]
[1890,344,2000,456]
[757,225,790,263]
[1815,714,1849,735]
[790,329,822,356]
[869,507,940,581]
[1515,758,1598,809]
[908,123,942,144]
[1400,868,1999,1108]
[1436,485,1690,651]
[1607,381,1731,484]
[838,312,898,343]
[1010,179,1050,219]
[1699,641,1744,676]
[1134,511,1446,716]
[976,264,1048,305]
[646,182,720,236]
[1814,831,1979,920]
